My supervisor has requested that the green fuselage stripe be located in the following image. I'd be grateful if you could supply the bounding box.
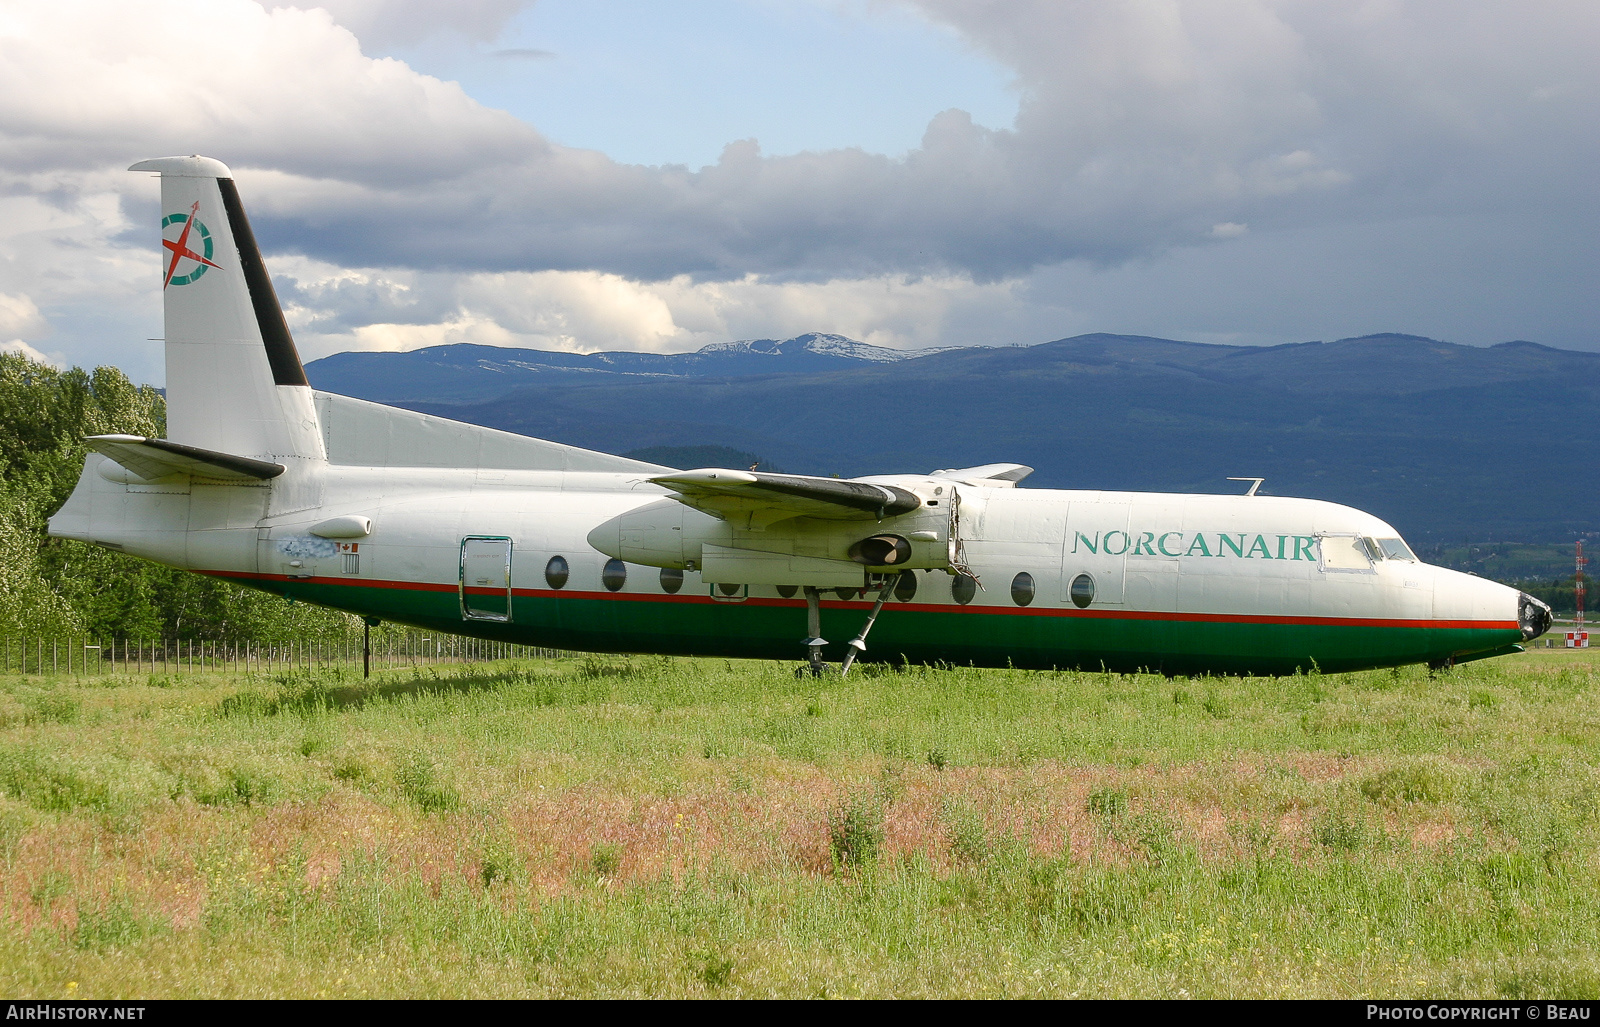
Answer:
[214,573,1521,676]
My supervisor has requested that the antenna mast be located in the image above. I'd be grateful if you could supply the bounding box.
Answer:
[1567,541,1589,649]
[1577,540,1586,630]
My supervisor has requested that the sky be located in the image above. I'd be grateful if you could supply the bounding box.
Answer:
[1,0,1596,385]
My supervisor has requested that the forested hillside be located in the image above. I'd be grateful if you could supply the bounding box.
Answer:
[312,332,1600,545]
[0,352,357,641]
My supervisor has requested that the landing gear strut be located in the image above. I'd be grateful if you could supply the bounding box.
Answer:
[796,574,903,677]
[841,575,898,675]
[799,586,828,677]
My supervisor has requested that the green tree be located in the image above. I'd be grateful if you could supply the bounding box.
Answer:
[0,352,362,642]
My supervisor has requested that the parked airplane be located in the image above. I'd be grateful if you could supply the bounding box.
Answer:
[48,156,1553,676]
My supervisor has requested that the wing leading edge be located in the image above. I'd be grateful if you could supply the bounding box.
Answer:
[650,469,920,524]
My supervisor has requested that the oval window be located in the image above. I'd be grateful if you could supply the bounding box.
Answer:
[718,582,742,597]
[893,571,917,602]
[835,587,857,601]
[1070,573,1095,609]
[951,574,976,605]
[776,585,798,599]
[659,567,684,594]
[1011,571,1036,607]
[602,559,627,592]
[545,555,569,590]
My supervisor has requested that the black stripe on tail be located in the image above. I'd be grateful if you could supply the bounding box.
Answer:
[217,178,308,387]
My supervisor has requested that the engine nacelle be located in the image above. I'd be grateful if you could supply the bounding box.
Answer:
[848,534,912,566]
[587,499,952,575]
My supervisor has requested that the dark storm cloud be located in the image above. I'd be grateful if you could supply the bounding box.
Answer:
[5,0,1598,361]
[222,2,1599,288]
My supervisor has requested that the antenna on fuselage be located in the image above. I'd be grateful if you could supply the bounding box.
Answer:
[1227,477,1265,497]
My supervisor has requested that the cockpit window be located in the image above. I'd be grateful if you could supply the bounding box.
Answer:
[1320,535,1373,570]
[1361,537,1384,562]
[1376,538,1416,562]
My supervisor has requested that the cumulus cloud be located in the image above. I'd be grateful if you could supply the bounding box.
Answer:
[13,0,1592,280]
[265,0,534,48]
[0,339,63,367]
[0,293,47,341]
[1,0,1597,375]
[272,256,1053,359]
[0,2,542,184]
[0,294,63,365]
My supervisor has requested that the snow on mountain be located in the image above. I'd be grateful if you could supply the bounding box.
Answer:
[304,332,973,403]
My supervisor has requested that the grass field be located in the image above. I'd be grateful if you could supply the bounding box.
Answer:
[0,648,1597,999]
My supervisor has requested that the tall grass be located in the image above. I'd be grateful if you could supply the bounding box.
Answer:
[0,650,1595,997]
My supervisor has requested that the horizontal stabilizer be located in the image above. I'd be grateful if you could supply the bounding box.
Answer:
[652,468,920,523]
[928,463,1033,487]
[85,435,285,482]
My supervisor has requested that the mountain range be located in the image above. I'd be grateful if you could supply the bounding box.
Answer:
[303,332,1600,548]
[305,333,953,404]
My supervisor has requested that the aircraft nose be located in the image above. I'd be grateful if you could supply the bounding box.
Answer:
[1519,592,1553,641]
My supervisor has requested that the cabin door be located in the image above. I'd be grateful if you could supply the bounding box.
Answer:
[1062,502,1130,606]
[460,536,513,622]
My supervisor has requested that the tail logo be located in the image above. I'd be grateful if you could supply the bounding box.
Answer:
[160,201,225,287]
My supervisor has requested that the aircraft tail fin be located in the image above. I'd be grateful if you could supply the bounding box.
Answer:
[129,156,324,463]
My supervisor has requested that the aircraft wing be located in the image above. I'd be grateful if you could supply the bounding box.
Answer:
[85,435,285,482]
[650,469,921,523]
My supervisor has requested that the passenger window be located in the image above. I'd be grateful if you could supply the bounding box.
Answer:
[1070,573,1095,609]
[545,555,569,589]
[602,559,627,592]
[893,571,917,602]
[1320,536,1372,570]
[951,574,976,605]
[1011,572,1035,607]
[659,567,683,594]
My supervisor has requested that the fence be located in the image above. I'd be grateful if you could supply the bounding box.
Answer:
[1,631,562,676]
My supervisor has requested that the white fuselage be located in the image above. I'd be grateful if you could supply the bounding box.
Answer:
[50,408,1536,676]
